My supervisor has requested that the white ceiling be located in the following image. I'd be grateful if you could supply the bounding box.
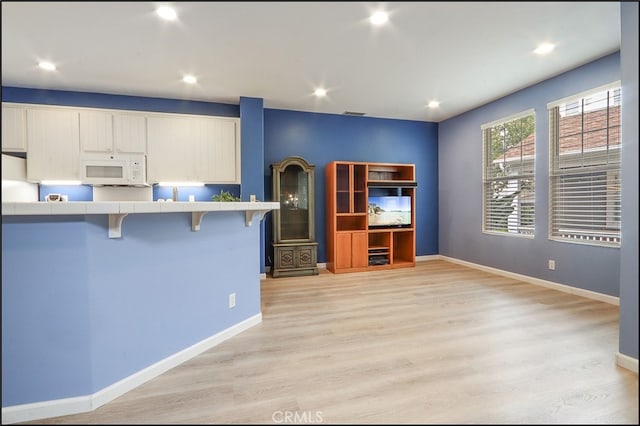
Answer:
[1,1,621,122]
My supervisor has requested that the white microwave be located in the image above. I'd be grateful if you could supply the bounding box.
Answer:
[80,154,147,186]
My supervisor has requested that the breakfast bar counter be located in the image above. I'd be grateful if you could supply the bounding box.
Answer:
[1,201,279,423]
[2,201,279,237]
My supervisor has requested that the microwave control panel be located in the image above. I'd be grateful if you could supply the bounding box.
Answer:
[130,159,144,184]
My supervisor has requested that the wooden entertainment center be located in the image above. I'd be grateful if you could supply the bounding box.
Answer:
[325,161,416,273]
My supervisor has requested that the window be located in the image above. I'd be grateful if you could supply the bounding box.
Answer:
[482,110,535,236]
[548,82,621,247]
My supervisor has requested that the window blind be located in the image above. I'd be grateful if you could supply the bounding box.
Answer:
[549,85,621,246]
[482,111,535,236]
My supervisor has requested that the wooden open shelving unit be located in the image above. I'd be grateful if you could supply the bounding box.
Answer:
[325,161,416,273]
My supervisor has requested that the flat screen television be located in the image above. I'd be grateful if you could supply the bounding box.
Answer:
[368,196,412,228]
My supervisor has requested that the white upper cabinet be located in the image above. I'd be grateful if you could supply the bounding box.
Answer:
[26,108,80,182]
[147,114,240,184]
[147,115,197,182]
[113,113,146,154]
[80,110,146,155]
[6,101,238,184]
[2,103,27,152]
[79,110,113,153]
[196,117,240,183]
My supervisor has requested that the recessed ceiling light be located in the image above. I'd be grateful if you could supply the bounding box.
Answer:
[183,75,197,84]
[314,88,327,97]
[38,61,56,71]
[534,42,555,55]
[370,11,389,25]
[427,100,440,108]
[156,5,177,21]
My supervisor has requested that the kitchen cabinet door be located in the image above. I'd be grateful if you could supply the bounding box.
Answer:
[79,110,113,154]
[146,115,197,183]
[113,113,146,154]
[196,117,240,183]
[27,108,80,182]
[2,104,27,153]
[80,111,146,155]
[147,114,240,184]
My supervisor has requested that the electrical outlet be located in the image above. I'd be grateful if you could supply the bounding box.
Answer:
[229,293,236,308]
[548,260,556,270]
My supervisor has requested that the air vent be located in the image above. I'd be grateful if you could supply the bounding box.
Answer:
[343,111,366,116]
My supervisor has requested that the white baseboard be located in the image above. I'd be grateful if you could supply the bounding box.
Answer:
[416,255,441,262]
[438,255,619,305]
[616,352,639,374]
[1,313,262,425]
[1,396,92,426]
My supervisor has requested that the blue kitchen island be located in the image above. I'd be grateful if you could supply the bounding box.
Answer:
[1,201,279,424]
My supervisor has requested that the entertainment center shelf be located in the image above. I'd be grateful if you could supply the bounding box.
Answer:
[326,161,416,274]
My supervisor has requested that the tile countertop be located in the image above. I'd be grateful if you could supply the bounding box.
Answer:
[1,201,280,216]
[2,201,280,237]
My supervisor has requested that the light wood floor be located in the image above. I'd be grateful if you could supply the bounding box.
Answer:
[22,260,638,424]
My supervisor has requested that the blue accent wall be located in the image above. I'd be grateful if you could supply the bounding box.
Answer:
[154,184,240,202]
[2,217,93,404]
[240,97,265,201]
[619,2,639,360]
[263,110,439,266]
[38,184,94,201]
[2,212,260,406]
[439,52,622,297]
[36,183,241,202]
[1,87,239,117]
[240,97,268,274]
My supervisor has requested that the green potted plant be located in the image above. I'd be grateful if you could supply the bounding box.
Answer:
[211,190,240,202]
